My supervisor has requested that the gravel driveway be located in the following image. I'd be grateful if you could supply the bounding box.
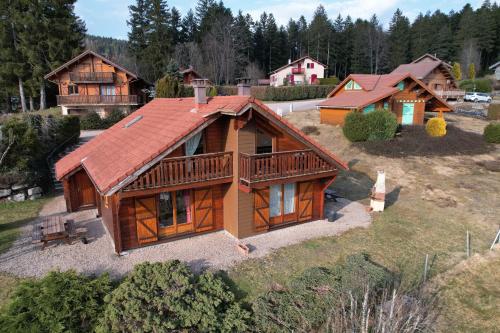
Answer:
[0,195,371,278]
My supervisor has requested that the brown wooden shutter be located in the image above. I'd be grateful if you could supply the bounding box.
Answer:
[194,188,214,232]
[254,188,270,231]
[298,182,313,222]
[135,196,158,244]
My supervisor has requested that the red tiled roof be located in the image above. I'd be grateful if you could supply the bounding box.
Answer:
[391,62,440,79]
[56,96,348,194]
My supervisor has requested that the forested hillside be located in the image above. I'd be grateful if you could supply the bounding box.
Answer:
[84,35,135,73]
[126,0,500,84]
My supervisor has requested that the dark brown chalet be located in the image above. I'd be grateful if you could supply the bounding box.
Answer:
[44,50,149,117]
[55,80,348,253]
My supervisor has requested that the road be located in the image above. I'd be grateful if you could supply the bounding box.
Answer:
[263,98,325,116]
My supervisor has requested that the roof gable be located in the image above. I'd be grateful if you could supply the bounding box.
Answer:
[44,50,141,81]
[270,56,327,74]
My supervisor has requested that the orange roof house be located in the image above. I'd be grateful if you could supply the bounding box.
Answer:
[45,50,150,118]
[56,79,347,253]
[391,54,464,100]
[317,72,452,126]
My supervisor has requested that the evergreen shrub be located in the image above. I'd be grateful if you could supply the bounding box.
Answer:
[319,76,340,85]
[97,261,250,333]
[104,109,126,128]
[343,111,369,142]
[80,111,104,130]
[365,109,398,141]
[483,122,500,143]
[426,117,447,137]
[0,271,113,333]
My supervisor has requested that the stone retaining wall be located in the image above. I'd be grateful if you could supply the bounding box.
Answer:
[0,184,42,202]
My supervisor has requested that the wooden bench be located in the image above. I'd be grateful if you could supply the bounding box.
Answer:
[31,216,89,249]
[66,219,88,244]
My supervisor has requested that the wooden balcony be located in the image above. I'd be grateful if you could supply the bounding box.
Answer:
[57,95,139,105]
[123,152,233,193]
[434,89,465,100]
[291,67,305,74]
[69,72,115,83]
[239,150,337,187]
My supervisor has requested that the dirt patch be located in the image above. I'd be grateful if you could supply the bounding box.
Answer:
[301,125,320,136]
[421,184,458,208]
[356,125,494,158]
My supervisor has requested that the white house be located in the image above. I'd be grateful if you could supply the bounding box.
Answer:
[269,56,327,87]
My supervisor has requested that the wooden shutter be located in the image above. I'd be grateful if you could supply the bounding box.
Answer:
[298,182,313,222]
[254,188,270,231]
[194,188,214,232]
[135,196,158,244]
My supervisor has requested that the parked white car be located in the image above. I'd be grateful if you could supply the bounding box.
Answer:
[464,92,492,103]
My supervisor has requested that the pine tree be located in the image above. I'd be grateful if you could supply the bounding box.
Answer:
[387,9,411,70]
[180,9,197,42]
[128,0,151,74]
[170,7,182,45]
[144,0,172,81]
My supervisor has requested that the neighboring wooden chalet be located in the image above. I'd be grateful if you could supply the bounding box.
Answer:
[318,73,452,126]
[392,54,464,100]
[44,50,149,117]
[270,56,326,87]
[55,79,348,253]
[180,66,202,85]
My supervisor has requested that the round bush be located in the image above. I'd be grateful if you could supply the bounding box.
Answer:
[484,122,500,143]
[0,271,112,333]
[365,109,398,141]
[426,117,447,137]
[97,261,249,333]
[343,111,369,142]
[80,111,105,130]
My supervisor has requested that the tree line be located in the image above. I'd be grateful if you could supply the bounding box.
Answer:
[128,0,500,85]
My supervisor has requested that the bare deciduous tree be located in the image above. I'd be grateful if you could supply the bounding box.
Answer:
[0,128,15,167]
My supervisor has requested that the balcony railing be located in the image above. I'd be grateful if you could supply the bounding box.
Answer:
[69,71,116,83]
[239,150,336,186]
[434,89,465,99]
[291,67,305,74]
[57,95,139,105]
[124,152,233,192]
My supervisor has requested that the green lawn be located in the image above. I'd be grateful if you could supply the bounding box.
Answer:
[0,198,50,309]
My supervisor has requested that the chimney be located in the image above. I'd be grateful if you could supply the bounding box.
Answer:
[192,79,208,105]
[237,78,252,96]
[288,59,291,64]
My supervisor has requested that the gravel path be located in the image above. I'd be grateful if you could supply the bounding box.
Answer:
[0,196,371,278]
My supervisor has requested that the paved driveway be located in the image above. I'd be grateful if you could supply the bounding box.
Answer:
[0,195,371,278]
[264,99,325,116]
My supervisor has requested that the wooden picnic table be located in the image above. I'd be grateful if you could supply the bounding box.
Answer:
[32,215,87,250]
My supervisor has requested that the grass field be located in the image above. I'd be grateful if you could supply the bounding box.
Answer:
[228,111,500,331]
[0,198,50,309]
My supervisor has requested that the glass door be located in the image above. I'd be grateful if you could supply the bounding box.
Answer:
[158,190,194,237]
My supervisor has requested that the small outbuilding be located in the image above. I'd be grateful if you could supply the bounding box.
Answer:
[318,72,452,126]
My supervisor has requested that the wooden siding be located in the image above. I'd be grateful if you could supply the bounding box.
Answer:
[205,118,227,153]
[222,118,239,236]
[320,108,352,125]
[237,119,256,238]
[119,198,138,250]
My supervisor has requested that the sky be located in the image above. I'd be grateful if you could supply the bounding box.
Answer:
[75,0,484,40]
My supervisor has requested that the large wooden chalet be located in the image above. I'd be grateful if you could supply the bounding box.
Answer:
[44,50,149,117]
[55,80,348,253]
[318,72,452,126]
[392,54,464,100]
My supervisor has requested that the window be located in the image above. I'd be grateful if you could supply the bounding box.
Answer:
[159,190,191,228]
[68,84,78,95]
[100,85,116,95]
[270,183,296,217]
[345,81,353,90]
[306,63,315,69]
[353,82,362,90]
[363,104,375,114]
[383,101,389,110]
[345,80,361,90]
[397,81,405,91]
[256,128,273,154]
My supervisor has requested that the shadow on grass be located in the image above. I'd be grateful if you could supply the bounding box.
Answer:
[355,125,494,158]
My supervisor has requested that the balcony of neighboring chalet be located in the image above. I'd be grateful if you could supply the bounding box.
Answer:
[56,95,139,106]
[69,71,116,83]
[291,67,305,74]
[239,149,337,188]
[122,152,233,195]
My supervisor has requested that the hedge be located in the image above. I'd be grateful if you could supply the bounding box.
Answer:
[214,85,335,101]
[484,122,500,143]
[343,110,397,142]
[459,78,492,93]
[80,110,126,130]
